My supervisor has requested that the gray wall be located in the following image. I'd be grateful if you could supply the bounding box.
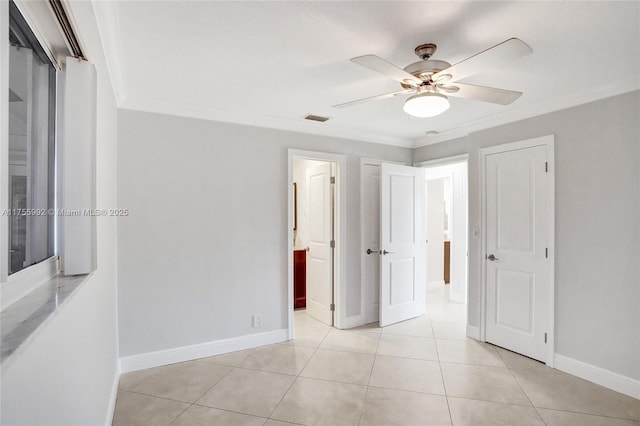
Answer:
[117,110,411,357]
[413,91,640,380]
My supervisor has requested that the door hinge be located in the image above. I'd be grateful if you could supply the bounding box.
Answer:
[330,240,335,248]
[545,247,548,258]
[330,303,335,311]
[330,176,336,184]
[545,162,548,173]
[544,332,547,343]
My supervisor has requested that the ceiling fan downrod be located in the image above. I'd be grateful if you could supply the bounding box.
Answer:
[414,43,437,60]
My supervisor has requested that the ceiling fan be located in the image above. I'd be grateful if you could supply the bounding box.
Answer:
[334,38,533,118]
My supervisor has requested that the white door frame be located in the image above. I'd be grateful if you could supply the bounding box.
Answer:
[479,135,555,366]
[287,149,346,338]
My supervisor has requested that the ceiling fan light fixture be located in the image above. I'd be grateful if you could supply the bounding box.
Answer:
[403,92,450,118]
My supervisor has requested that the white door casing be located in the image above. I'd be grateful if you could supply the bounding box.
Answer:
[449,163,468,304]
[362,161,381,323]
[379,163,426,327]
[306,162,333,326]
[482,137,554,363]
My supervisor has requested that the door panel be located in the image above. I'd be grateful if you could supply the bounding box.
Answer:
[380,163,425,327]
[389,259,415,305]
[306,163,333,325]
[390,174,416,243]
[496,270,534,332]
[485,145,547,361]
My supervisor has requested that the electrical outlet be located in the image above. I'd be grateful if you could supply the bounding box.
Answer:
[252,314,262,328]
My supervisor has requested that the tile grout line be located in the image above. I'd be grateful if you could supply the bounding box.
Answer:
[441,394,548,409]
[500,350,548,426]
[507,363,640,422]
[265,313,332,422]
[529,406,640,423]
[121,362,192,394]
[356,323,383,426]
[187,348,285,421]
[117,389,191,425]
[163,402,190,426]
[431,314,455,426]
[122,356,247,423]
[168,364,236,425]
[209,362,298,377]
[188,403,270,423]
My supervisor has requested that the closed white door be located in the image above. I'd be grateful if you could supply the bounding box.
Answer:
[485,144,549,361]
[306,163,333,325]
[380,163,425,327]
[362,162,381,323]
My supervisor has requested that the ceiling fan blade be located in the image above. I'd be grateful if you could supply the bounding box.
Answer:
[432,38,532,83]
[442,82,523,105]
[351,55,423,86]
[333,89,414,109]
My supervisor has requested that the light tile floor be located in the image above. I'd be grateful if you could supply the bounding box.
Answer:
[113,283,640,425]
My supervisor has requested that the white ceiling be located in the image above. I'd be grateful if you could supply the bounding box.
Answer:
[92,1,640,148]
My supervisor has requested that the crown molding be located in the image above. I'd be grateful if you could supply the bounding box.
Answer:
[90,0,126,104]
[121,74,639,151]
[412,73,640,148]
[120,96,414,148]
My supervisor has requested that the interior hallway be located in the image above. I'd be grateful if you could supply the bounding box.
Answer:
[112,283,640,425]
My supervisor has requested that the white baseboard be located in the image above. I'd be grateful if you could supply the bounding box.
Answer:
[466,324,480,340]
[105,359,121,426]
[340,314,366,330]
[554,354,640,399]
[119,329,288,373]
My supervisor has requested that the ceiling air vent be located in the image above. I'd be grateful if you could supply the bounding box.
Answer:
[303,114,330,123]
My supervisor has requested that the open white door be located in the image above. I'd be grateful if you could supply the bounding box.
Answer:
[306,163,333,325]
[484,141,551,362]
[362,161,381,323]
[379,163,425,327]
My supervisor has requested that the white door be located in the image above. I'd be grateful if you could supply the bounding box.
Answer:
[362,162,381,323]
[485,143,550,362]
[306,163,333,325]
[380,163,426,327]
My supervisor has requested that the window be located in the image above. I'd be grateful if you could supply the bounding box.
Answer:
[7,1,56,275]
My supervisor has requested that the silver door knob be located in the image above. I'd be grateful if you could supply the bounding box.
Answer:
[366,249,380,255]
[487,254,499,261]
[382,250,395,255]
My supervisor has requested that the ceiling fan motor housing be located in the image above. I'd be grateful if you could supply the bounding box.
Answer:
[401,59,452,89]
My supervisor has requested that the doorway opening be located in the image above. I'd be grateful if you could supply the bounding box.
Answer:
[287,150,346,339]
[417,156,469,324]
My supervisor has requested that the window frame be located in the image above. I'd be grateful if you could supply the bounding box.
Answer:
[1,0,70,308]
